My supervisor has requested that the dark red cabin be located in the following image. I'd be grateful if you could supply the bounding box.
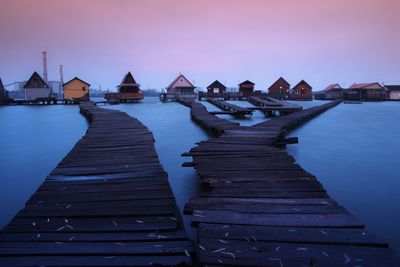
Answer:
[289,80,313,100]
[268,77,290,99]
[239,80,255,97]
[207,80,226,94]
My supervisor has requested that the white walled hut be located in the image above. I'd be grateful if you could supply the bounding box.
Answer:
[23,71,51,100]
[161,74,196,101]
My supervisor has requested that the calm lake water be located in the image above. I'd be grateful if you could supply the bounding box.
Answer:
[286,101,400,255]
[0,105,87,227]
[0,99,399,254]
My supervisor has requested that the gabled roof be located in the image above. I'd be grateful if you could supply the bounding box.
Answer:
[23,71,49,88]
[385,85,400,91]
[268,77,290,89]
[166,74,195,89]
[322,83,342,92]
[207,80,226,89]
[348,82,383,89]
[293,80,312,89]
[63,77,91,86]
[118,72,140,88]
[239,80,255,85]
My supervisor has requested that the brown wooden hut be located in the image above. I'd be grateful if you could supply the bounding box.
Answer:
[105,72,144,102]
[268,77,290,99]
[289,80,313,100]
[314,83,343,100]
[207,80,226,94]
[344,82,385,101]
[198,80,226,100]
[239,80,255,97]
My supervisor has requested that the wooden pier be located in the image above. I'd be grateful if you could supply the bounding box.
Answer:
[6,98,93,106]
[181,100,399,266]
[6,97,58,105]
[206,98,253,118]
[248,96,302,117]
[0,102,193,266]
[189,102,240,136]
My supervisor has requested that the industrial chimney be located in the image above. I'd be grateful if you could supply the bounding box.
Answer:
[42,51,48,82]
[59,65,64,98]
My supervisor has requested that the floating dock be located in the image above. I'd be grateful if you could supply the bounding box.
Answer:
[0,102,193,266]
[206,98,253,118]
[181,100,399,266]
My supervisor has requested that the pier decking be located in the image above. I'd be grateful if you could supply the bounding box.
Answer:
[206,98,253,118]
[0,102,193,266]
[181,100,399,266]
[248,96,302,116]
[189,102,240,136]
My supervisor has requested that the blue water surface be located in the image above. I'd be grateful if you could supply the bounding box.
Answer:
[286,101,400,254]
[0,105,87,227]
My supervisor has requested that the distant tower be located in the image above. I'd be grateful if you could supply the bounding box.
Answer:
[59,65,64,97]
[42,51,48,82]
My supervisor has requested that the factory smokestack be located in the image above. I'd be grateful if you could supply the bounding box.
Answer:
[59,65,64,97]
[42,51,48,82]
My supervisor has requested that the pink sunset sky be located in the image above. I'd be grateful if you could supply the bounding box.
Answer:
[0,0,399,91]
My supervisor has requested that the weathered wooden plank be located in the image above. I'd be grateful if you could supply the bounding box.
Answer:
[185,203,345,215]
[198,237,398,267]
[0,255,192,267]
[18,203,177,217]
[28,191,174,204]
[4,216,179,233]
[0,240,194,256]
[0,230,189,242]
[191,210,363,228]
[199,223,388,247]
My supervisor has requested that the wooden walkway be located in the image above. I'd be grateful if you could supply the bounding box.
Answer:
[0,102,193,266]
[248,96,302,117]
[181,100,399,266]
[189,101,240,136]
[206,98,253,118]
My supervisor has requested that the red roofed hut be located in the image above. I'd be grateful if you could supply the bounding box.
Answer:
[314,83,343,100]
[345,82,385,101]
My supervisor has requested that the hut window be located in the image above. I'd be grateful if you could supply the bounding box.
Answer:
[82,87,86,91]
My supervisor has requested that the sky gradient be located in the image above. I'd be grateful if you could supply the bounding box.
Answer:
[1,0,399,91]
